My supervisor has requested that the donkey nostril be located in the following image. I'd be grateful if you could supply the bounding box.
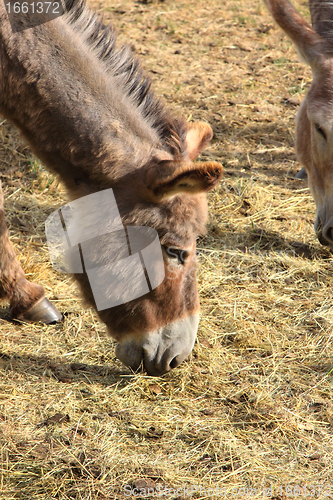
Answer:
[317,230,330,246]
[315,217,331,246]
[169,356,181,369]
[322,225,333,246]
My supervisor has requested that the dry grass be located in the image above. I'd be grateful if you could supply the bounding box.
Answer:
[1,0,333,498]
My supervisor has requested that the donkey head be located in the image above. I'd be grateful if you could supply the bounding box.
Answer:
[71,121,222,376]
[264,0,333,246]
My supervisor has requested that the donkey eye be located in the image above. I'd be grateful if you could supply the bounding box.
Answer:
[315,123,327,140]
[163,246,190,265]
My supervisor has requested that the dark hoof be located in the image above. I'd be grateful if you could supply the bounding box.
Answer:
[18,297,63,324]
[295,167,307,180]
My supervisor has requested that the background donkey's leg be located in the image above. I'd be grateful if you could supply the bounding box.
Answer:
[0,180,62,323]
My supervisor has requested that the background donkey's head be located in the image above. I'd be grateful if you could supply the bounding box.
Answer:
[265,0,333,247]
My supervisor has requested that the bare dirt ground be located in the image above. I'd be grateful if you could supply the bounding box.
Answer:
[1,0,333,499]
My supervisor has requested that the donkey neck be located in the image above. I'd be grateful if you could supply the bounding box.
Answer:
[0,10,164,191]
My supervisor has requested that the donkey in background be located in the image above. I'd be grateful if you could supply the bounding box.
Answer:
[264,0,333,248]
[0,0,223,375]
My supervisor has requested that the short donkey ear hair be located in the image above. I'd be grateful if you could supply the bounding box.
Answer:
[143,160,223,200]
[185,122,214,160]
[264,0,324,68]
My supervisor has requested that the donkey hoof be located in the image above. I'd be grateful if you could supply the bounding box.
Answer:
[19,297,63,324]
[295,167,307,180]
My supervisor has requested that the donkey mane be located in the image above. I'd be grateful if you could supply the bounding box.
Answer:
[63,0,187,156]
[310,0,333,43]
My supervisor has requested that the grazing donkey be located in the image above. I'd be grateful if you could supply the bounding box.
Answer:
[0,1,223,375]
[264,0,333,248]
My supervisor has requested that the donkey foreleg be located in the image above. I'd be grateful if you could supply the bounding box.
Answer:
[0,180,62,323]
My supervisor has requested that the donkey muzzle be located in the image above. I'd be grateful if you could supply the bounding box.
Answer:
[115,314,199,376]
[315,214,333,248]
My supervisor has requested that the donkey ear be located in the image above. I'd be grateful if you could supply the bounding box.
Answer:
[264,0,323,68]
[144,160,223,200]
[185,122,214,160]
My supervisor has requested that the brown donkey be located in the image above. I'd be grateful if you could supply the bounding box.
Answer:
[264,0,333,247]
[0,1,223,375]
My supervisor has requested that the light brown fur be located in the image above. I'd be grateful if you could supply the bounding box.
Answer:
[0,180,45,317]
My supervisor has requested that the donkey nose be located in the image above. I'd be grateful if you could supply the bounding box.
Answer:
[315,215,331,246]
[322,223,333,247]
[144,351,190,376]
[169,355,182,369]
[115,314,199,376]
[316,228,331,246]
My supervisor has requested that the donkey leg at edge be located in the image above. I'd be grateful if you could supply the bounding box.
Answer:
[0,180,62,323]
